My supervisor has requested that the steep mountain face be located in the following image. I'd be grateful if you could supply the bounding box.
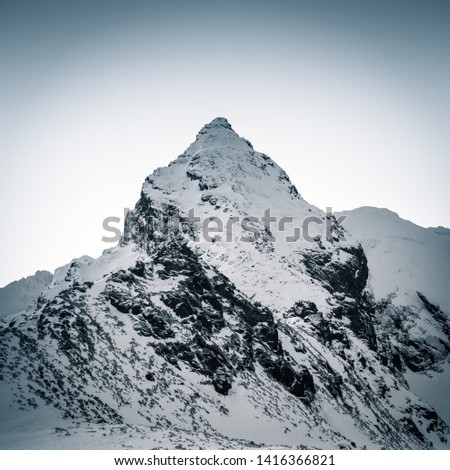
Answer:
[0,271,52,320]
[337,207,450,425]
[0,119,449,449]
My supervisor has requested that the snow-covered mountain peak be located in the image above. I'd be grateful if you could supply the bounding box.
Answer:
[132,119,362,313]
[184,117,254,158]
[141,117,304,216]
[2,120,449,450]
[200,116,233,131]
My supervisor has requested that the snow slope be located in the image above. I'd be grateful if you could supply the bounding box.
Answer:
[336,207,450,311]
[0,271,52,320]
[337,206,450,431]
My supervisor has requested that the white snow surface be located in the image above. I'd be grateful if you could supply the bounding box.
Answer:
[337,206,450,312]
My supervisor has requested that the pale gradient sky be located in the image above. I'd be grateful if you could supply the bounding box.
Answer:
[1,0,449,287]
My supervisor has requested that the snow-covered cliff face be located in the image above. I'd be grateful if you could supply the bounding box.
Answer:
[337,207,450,425]
[124,117,364,314]
[0,119,449,449]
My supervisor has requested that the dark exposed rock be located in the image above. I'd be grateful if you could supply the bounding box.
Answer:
[400,417,426,443]
[411,406,449,438]
[302,245,368,299]
[300,246,377,351]
[142,310,174,339]
[335,301,377,351]
[326,372,344,399]
[107,291,132,314]
[391,353,402,371]
[287,300,318,319]
[129,261,146,278]
[253,323,281,353]
[255,348,315,401]
[375,302,450,374]
[109,269,137,286]
[145,372,155,381]
[212,368,233,395]
[417,292,450,339]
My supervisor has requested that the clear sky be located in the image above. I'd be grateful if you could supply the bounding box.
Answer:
[1,0,449,287]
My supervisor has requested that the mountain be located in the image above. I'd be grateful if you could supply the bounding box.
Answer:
[0,118,449,449]
[337,207,450,425]
[336,207,450,312]
[0,271,52,320]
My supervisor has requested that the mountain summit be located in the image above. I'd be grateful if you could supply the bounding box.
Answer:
[198,116,234,133]
[129,117,357,313]
[185,117,253,156]
[1,119,449,449]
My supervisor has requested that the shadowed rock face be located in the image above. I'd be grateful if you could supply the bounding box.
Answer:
[300,245,378,351]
